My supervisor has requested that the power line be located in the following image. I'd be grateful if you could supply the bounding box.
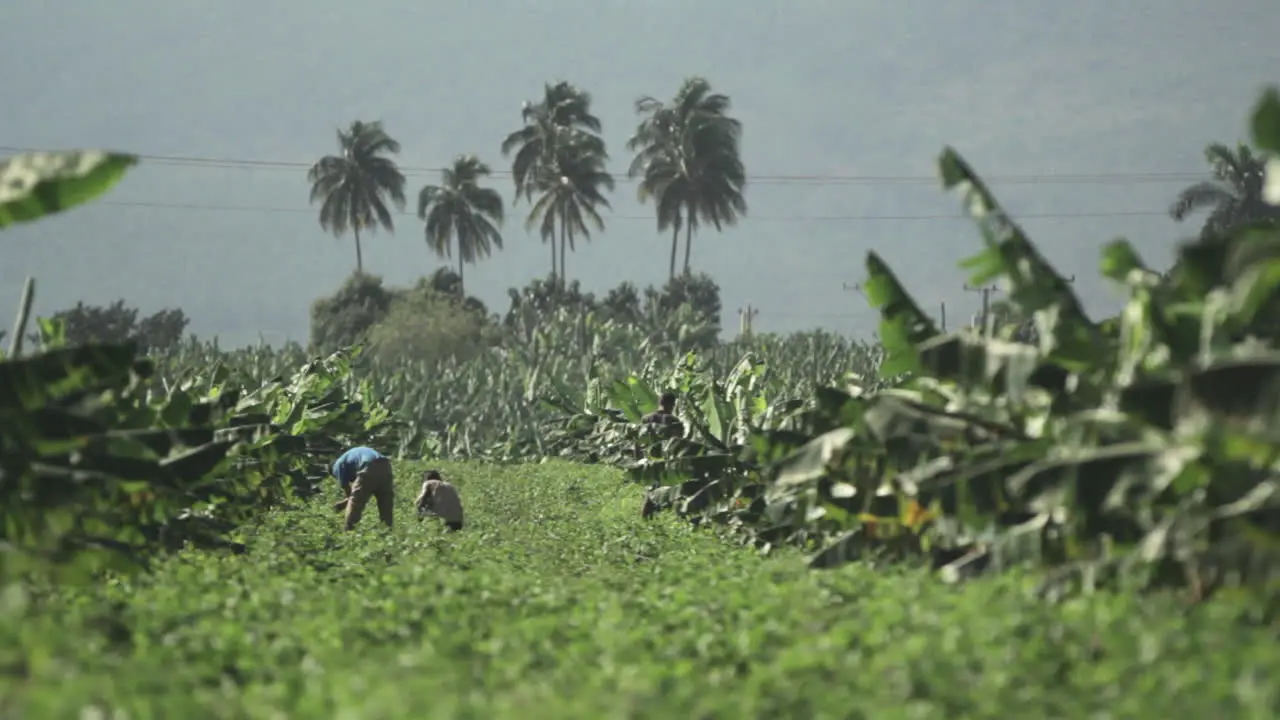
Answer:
[0,145,1214,187]
[84,198,1172,222]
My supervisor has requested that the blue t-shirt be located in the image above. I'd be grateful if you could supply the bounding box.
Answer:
[331,446,385,489]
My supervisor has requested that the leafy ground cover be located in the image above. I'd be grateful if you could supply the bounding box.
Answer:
[3,460,1277,719]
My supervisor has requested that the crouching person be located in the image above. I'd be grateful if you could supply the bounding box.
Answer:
[330,446,395,531]
[415,470,464,531]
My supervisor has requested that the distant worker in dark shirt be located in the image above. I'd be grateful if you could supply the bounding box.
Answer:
[638,392,684,516]
[641,392,684,438]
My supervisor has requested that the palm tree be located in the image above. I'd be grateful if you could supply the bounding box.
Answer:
[525,136,615,279]
[501,82,611,281]
[627,77,747,279]
[501,82,606,204]
[417,155,505,294]
[307,120,407,274]
[1170,143,1280,241]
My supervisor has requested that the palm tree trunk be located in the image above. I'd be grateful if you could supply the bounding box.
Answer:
[549,236,556,279]
[682,221,693,276]
[354,226,364,274]
[669,226,679,280]
[458,252,465,296]
[559,222,567,281]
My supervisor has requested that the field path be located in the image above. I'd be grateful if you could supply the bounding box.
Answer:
[8,461,1275,718]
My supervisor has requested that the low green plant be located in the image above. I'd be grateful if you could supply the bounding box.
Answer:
[5,461,1276,717]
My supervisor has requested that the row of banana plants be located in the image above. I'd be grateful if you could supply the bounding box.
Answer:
[143,317,885,461]
[560,87,1280,600]
[0,153,402,590]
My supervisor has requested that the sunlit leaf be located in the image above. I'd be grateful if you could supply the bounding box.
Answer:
[1251,87,1280,154]
[0,150,137,228]
[773,427,856,488]
[1099,239,1152,286]
[864,252,937,376]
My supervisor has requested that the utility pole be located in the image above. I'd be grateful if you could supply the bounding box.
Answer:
[849,281,950,332]
[964,274,1076,336]
[964,283,1000,335]
[738,304,759,338]
[842,282,867,301]
[842,282,871,337]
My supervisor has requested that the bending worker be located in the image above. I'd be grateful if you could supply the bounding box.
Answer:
[330,446,396,531]
[415,470,465,531]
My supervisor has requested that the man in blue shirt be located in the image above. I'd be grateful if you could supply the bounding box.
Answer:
[329,446,396,530]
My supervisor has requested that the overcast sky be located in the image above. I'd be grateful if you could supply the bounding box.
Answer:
[2,1,1276,347]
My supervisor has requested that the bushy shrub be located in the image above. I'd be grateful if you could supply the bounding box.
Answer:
[365,288,497,366]
[309,272,395,352]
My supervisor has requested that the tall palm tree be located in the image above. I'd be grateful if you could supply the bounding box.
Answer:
[417,155,505,294]
[501,82,606,204]
[1170,143,1280,241]
[307,120,407,274]
[525,136,615,279]
[627,77,747,279]
[501,82,611,282]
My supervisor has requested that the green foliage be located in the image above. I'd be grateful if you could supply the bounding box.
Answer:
[1,338,403,586]
[544,339,883,481]
[502,273,723,352]
[1169,142,1280,241]
[38,299,190,353]
[309,271,492,356]
[7,461,1274,717]
[644,272,723,348]
[1254,88,1280,153]
[149,314,877,466]
[566,87,1280,601]
[1255,89,1280,208]
[1164,89,1280,245]
[598,281,643,324]
[503,276,597,322]
[365,288,496,366]
[0,150,137,228]
[308,273,397,352]
[416,267,489,316]
[0,150,397,591]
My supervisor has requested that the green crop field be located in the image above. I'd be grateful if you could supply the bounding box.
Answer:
[7,460,1278,718]
[5,87,1280,719]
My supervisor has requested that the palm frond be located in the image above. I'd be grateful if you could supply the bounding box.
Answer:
[1169,181,1236,221]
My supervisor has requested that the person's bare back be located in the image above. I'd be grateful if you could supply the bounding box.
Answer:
[642,392,684,437]
[415,470,464,531]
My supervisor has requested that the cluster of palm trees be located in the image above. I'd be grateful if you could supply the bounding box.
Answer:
[307,77,748,293]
